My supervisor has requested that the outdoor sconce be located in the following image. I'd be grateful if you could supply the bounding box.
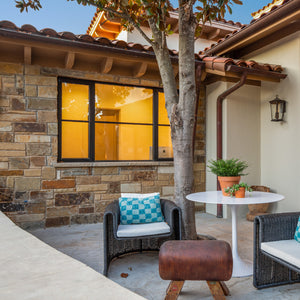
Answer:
[269,95,286,122]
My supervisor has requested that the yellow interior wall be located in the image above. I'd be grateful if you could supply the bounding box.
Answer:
[61,83,89,159]
[158,93,173,158]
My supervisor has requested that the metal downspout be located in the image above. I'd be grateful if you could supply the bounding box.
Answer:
[216,72,247,218]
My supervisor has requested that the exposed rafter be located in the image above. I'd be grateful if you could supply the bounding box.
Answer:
[65,52,75,69]
[133,62,147,77]
[100,57,113,74]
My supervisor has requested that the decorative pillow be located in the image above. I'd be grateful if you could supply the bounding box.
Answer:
[119,193,164,225]
[121,192,159,198]
[294,216,300,243]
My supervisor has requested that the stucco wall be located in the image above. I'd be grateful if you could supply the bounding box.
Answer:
[245,32,300,213]
[122,27,214,52]
[206,81,261,217]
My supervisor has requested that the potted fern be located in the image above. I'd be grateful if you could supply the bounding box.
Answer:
[207,158,248,196]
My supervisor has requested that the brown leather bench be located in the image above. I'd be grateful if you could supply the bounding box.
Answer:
[159,240,233,300]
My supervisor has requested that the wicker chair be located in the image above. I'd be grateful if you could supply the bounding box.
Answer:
[103,198,182,276]
[253,212,300,289]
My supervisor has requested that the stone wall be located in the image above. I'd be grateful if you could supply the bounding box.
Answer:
[0,62,206,228]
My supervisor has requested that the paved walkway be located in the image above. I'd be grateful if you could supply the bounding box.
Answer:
[27,213,299,299]
[1,211,299,299]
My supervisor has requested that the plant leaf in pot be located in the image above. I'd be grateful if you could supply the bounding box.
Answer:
[224,183,252,198]
[207,158,248,196]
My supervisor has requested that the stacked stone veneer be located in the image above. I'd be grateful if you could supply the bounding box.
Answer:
[0,62,206,228]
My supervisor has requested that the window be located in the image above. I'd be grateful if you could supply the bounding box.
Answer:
[58,78,173,162]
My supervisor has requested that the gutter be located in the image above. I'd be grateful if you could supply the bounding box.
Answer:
[204,0,300,56]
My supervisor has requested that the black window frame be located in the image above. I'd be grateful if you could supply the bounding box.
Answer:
[57,77,173,162]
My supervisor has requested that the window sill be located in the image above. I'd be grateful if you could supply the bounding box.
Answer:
[53,161,174,168]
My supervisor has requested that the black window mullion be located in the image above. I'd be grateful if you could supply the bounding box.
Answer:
[89,84,95,161]
[153,90,158,161]
[57,77,62,161]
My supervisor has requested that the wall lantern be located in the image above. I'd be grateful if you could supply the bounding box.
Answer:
[269,95,286,122]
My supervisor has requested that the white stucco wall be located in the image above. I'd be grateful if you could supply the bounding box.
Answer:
[206,81,261,218]
[118,27,215,52]
[245,32,300,213]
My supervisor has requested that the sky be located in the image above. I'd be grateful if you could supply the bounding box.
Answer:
[0,1,273,35]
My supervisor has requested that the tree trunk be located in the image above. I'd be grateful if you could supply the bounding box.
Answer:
[174,3,197,239]
[148,4,197,239]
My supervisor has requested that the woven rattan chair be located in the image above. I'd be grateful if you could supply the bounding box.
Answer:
[253,212,300,289]
[103,198,181,276]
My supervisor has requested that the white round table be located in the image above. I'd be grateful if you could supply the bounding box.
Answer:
[186,191,284,277]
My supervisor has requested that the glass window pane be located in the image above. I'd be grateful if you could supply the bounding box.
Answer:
[95,123,152,161]
[95,123,119,161]
[61,83,89,121]
[95,84,153,124]
[158,126,173,159]
[61,122,89,159]
[158,92,169,125]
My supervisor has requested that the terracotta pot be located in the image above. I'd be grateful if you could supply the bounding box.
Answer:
[218,176,241,196]
[235,187,245,198]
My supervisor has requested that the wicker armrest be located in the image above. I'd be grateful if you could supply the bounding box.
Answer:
[160,198,182,240]
[104,200,120,234]
[255,212,299,244]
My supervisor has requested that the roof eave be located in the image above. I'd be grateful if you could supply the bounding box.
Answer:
[204,0,300,57]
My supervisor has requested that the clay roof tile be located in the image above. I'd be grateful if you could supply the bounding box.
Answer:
[40,28,59,37]
[58,31,77,40]
[94,37,111,45]
[20,24,38,33]
[0,20,18,30]
[78,34,95,42]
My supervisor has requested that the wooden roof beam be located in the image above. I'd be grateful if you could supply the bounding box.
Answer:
[65,52,75,69]
[207,28,221,40]
[133,62,147,78]
[100,57,113,74]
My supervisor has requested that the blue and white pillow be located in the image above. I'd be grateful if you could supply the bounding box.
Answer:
[119,193,164,225]
[294,216,300,243]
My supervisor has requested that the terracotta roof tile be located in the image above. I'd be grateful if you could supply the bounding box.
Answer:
[197,56,284,74]
[251,0,291,20]
[40,28,60,37]
[0,20,284,75]
[58,31,77,40]
[20,24,39,33]
[0,20,18,30]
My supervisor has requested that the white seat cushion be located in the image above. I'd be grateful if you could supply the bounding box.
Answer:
[261,239,300,268]
[117,222,170,238]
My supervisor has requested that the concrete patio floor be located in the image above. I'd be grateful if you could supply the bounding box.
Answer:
[27,212,300,299]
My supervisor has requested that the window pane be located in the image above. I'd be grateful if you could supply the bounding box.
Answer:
[61,83,89,121]
[95,123,119,160]
[61,122,89,159]
[95,84,153,124]
[158,92,169,125]
[158,126,173,159]
[95,123,152,160]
